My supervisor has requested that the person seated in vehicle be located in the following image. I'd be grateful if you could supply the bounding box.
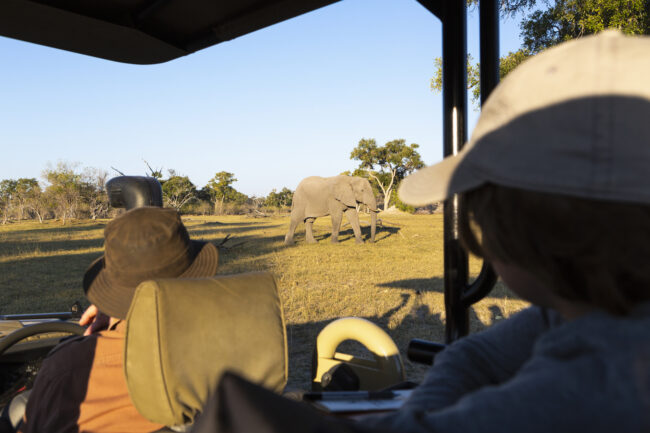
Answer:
[358,30,650,433]
[19,207,219,433]
[192,30,650,433]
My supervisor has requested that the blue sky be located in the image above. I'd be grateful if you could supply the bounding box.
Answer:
[0,0,527,197]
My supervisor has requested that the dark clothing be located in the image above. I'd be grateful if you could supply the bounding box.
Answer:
[365,305,650,432]
[20,321,163,433]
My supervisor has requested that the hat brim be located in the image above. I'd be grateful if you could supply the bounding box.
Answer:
[83,240,219,319]
[398,143,484,207]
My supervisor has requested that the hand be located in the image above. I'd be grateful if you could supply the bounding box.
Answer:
[79,304,110,336]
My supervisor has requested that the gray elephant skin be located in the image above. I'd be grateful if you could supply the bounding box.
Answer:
[284,176,378,245]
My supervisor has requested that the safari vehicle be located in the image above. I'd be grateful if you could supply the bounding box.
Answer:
[0,0,500,430]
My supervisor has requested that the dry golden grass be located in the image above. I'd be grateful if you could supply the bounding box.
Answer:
[0,213,528,389]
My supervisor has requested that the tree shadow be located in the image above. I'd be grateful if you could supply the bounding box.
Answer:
[378,278,444,294]
[187,220,270,227]
[212,233,287,271]
[187,223,281,239]
[378,277,513,299]
[284,283,506,390]
[0,238,104,260]
[0,250,101,314]
[0,223,106,242]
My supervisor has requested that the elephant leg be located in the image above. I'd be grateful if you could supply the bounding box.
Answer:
[284,211,302,245]
[330,211,343,243]
[344,208,364,244]
[305,218,317,244]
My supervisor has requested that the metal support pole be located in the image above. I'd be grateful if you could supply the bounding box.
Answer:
[419,0,500,342]
[442,0,469,343]
[480,0,500,105]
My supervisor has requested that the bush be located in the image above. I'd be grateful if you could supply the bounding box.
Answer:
[184,200,213,216]
[392,190,416,214]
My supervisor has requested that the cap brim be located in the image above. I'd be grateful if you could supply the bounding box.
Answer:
[398,144,483,206]
[83,240,219,319]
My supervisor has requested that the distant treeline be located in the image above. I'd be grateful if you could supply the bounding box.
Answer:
[0,162,294,225]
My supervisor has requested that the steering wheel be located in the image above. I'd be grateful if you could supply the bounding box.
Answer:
[0,322,85,431]
[0,321,85,358]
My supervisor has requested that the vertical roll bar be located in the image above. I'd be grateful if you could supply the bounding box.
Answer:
[418,0,500,342]
[480,0,500,106]
[463,0,500,312]
[440,0,470,343]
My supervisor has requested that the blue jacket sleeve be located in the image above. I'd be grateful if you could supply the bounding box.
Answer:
[400,306,559,413]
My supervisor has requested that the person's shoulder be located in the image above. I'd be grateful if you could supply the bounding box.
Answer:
[40,334,99,374]
[511,305,563,325]
[532,305,650,368]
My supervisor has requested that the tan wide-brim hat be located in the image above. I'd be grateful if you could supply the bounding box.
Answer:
[83,207,219,319]
[399,31,650,206]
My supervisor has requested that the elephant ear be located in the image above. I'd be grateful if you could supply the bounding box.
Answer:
[334,182,357,207]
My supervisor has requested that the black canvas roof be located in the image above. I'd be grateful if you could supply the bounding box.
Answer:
[0,0,340,64]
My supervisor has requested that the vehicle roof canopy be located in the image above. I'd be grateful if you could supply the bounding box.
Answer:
[0,0,340,64]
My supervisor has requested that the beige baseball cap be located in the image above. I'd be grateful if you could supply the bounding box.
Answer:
[399,30,650,206]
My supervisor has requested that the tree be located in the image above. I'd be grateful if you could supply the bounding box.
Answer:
[431,50,531,108]
[350,138,424,210]
[430,54,482,106]
[433,0,648,103]
[28,186,50,223]
[0,179,17,224]
[13,178,40,220]
[42,162,84,225]
[162,175,196,211]
[82,168,110,220]
[519,0,648,53]
[205,172,248,214]
[265,188,294,209]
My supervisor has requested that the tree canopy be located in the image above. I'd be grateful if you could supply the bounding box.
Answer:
[520,0,648,53]
[433,0,649,105]
[206,172,238,201]
[265,187,293,209]
[0,179,18,224]
[350,138,424,210]
[42,162,86,225]
[13,178,40,221]
[205,171,249,214]
[162,175,196,211]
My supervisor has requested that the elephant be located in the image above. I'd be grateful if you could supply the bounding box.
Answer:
[284,176,378,245]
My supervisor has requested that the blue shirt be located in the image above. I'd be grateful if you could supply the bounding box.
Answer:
[366,305,650,432]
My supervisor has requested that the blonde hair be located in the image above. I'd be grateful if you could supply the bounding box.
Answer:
[459,184,650,315]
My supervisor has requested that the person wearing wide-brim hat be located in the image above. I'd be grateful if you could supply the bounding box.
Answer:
[21,207,219,433]
[83,206,219,320]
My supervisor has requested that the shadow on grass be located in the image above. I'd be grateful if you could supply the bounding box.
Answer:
[0,223,106,242]
[379,276,513,300]
[0,238,104,259]
[312,225,400,243]
[187,220,271,227]
[284,289,504,389]
[0,250,101,314]
[187,223,282,239]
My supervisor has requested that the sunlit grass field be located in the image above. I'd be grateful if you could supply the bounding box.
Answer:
[0,213,528,388]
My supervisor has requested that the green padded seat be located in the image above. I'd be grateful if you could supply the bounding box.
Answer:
[124,272,288,428]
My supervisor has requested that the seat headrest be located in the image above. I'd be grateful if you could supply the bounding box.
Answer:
[124,272,287,427]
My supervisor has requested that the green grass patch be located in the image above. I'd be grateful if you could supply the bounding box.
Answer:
[0,214,528,388]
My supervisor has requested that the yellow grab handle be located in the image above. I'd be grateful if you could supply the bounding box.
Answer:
[313,317,404,390]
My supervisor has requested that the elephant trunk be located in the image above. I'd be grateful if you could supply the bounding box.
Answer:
[370,209,377,242]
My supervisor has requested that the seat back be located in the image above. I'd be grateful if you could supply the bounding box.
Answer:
[123,272,287,428]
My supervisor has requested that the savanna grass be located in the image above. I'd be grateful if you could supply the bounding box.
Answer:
[0,213,528,388]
